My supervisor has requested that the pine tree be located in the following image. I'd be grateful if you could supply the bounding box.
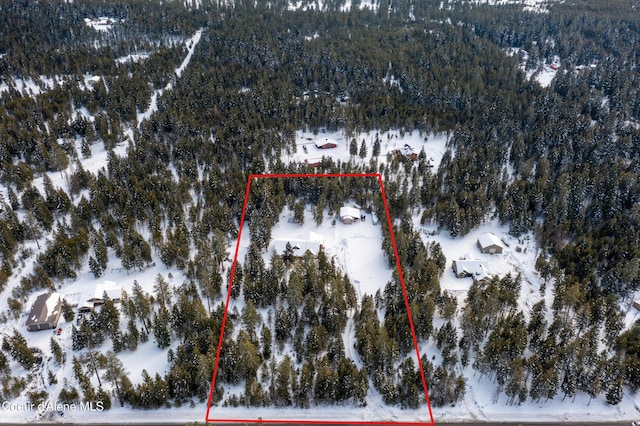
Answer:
[242,300,260,341]
[96,387,112,410]
[296,359,314,408]
[359,139,367,158]
[273,356,293,406]
[62,299,74,322]
[293,199,305,225]
[505,358,527,405]
[89,256,102,278]
[349,138,358,156]
[8,330,36,370]
[102,351,128,407]
[50,337,64,365]
[261,324,272,360]
[131,281,151,334]
[153,274,172,308]
[372,137,381,157]
[314,356,339,403]
[153,304,171,349]
[125,317,140,351]
[72,356,95,402]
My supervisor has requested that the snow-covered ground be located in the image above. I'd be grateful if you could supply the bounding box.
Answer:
[506,48,561,88]
[84,17,120,32]
[136,28,203,127]
[286,129,448,171]
[419,220,640,423]
[3,127,640,424]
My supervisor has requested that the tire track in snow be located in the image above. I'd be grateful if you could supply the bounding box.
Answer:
[137,28,203,127]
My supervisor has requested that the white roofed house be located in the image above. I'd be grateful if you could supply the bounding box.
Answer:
[273,232,324,258]
[26,292,63,331]
[78,281,123,313]
[339,206,361,224]
[477,233,504,254]
[452,259,490,279]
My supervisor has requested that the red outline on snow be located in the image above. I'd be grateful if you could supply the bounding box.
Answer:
[205,173,435,426]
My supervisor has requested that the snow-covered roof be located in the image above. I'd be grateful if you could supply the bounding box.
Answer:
[477,232,502,249]
[84,280,123,303]
[452,259,490,279]
[25,292,62,329]
[273,239,322,257]
[340,206,360,219]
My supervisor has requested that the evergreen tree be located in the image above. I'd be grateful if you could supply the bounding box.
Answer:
[372,137,381,157]
[359,139,367,158]
[153,304,171,349]
[7,330,36,370]
[102,351,129,407]
[272,356,293,407]
[50,337,64,365]
[349,138,358,156]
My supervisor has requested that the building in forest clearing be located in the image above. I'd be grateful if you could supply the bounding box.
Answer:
[314,138,338,149]
[477,233,503,254]
[452,256,490,280]
[300,158,323,168]
[26,292,63,331]
[273,232,324,257]
[391,144,418,161]
[339,206,361,224]
[77,281,123,313]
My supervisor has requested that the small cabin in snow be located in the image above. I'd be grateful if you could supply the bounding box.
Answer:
[78,281,123,313]
[273,232,324,258]
[477,233,503,254]
[315,138,338,149]
[452,259,490,279]
[339,206,361,224]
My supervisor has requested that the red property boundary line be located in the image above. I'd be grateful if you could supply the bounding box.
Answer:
[205,173,435,426]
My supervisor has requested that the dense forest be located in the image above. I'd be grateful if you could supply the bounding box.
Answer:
[1,0,640,415]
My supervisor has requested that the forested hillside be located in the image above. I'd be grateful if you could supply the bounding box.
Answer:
[1,0,640,418]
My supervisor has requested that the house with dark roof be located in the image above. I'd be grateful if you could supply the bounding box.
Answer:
[314,138,338,149]
[26,292,62,331]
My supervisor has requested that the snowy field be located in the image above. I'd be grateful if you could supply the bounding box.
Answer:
[234,204,393,302]
[286,128,449,171]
